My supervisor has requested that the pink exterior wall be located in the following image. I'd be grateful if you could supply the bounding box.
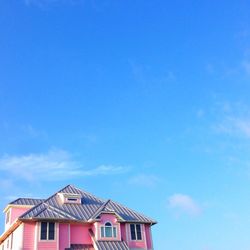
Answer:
[37,241,57,249]
[23,222,36,250]
[59,223,69,250]
[100,214,117,224]
[10,207,31,225]
[37,222,58,250]
[70,224,92,245]
[145,224,153,249]
[120,223,127,242]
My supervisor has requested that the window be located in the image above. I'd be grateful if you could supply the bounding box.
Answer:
[130,224,142,240]
[5,211,10,224]
[101,222,117,238]
[67,198,77,201]
[40,222,55,240]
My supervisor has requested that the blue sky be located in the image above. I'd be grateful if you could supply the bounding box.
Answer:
[1,0,250,249]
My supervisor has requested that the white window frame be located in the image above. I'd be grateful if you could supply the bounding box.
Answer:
[100,221,118,239]
[39,222,56,241]
[129,223,143,241]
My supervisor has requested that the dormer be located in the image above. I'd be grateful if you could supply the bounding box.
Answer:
[93,213,122,241]
[57,192,82,204]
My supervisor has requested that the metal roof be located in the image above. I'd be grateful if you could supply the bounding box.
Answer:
[69,244,93,250]
[95,241,129,250]
[10,198,44,206]
[18,185,156,224]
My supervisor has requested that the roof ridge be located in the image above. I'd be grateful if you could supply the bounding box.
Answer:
[89,199,110,220]
[32,205,48,217]
[68,185,105,203]
[45,203,79,220]
[19,185,72,219]
[19,201,46,219]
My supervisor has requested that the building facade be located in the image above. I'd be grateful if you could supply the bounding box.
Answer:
[0,185,156,250]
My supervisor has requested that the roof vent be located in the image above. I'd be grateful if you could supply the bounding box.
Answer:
[58,193,82,204]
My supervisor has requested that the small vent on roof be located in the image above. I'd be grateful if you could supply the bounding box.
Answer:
[57,193,82,204]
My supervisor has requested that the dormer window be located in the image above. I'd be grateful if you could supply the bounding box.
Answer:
[57,193,81,204]
[101,222,117,238]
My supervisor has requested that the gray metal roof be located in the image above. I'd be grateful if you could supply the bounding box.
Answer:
[70,244,93,250]
[95,241,129,250]
[10,198,44,206]
[19,185,156,224]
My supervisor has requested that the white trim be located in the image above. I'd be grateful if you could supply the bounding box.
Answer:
[99,221,119,240]
[21,223,24,250]
[3,204,34,213]
[34,222,37,250]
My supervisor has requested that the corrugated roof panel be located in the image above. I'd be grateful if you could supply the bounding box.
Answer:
[19,185,156,224]
[95,241,129,250]
[10,198,44,206]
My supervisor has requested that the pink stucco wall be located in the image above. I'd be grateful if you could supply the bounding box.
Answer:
[145,224,153,249]
[120,223,127,242]
[10,207,30,225]
[59,223,69,250]
[100,214,117,224]
[23,222,36,250]
[70,224,92,244]
[37,241,57,249]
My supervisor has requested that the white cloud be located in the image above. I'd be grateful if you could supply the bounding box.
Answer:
[211,101,250,139]
[81,165,129,176]
[168,193,202,216]
[0,149,129,182]
[128,174,160,188]
[214,116,250,138]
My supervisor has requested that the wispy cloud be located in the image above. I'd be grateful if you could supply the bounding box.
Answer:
[213,101,250,139]
[128,174,160,188]
[0,149,129,182]
[82,165,129,176]
[214,117,250,138]
[168,193,202,216]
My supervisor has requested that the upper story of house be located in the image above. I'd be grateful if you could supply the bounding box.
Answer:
[0,185,157,250]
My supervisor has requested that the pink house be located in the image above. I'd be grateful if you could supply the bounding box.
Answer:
[0,185,156,250]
